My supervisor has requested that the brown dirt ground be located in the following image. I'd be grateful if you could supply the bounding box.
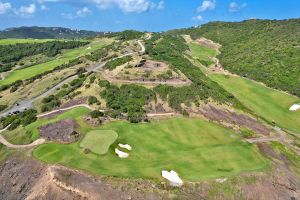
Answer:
[197,105,271,135]
[0,157,162,200]
[39,119,80,143]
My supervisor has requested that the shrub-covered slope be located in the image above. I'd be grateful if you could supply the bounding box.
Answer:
[172,19,300,97]
[0,26,100,39]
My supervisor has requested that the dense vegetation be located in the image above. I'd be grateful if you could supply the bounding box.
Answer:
[41,71,88,112]
[100,81,155,123]
[108,30,144,41]
[0,26,100,39]
[146,34,243,112]
[0,58,83,92]
[85,42,120,61]
[173,19,300,97]
[103,56,132,70]
[0,40,88,72]
[0,109,37,130]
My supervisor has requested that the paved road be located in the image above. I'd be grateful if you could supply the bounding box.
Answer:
[0,40,146,118]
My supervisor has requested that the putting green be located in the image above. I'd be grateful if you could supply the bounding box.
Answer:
[33,116,269,181]
[210,74,300,134]
[80,130,118,155]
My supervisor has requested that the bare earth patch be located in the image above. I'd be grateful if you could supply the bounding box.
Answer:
[197,105,271,135]
[39,119,80,143]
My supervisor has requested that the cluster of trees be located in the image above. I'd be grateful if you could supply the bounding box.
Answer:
[41,71,88,112]
[0,58,83,93]
[100,82,155,123]
[85,42,120,62]
[172,19,300,97]
[107,30,144,41]
[103,56,132,70]
[86,48,109,62]
[90,110,104,118]
[88,96,100,105]
[0,109,37,130]
[0,40,88,72]
[146,34,243,112]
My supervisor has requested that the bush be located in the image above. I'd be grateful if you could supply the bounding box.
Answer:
[0,105,7,112]
[90,110,104,118]
[88,96,99,105]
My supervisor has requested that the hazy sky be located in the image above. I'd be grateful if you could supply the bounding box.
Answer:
[0,0,299,31]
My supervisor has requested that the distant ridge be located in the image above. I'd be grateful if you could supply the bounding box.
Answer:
[0,26,102,39]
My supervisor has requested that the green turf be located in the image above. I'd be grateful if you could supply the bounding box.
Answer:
[209,74,300,134]
[0,38,57,45]
[0,39,111,86]
[80,130,118,155]
[33,115,269,181]
[188,42,217,66]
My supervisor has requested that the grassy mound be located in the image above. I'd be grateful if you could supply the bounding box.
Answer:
[33,117,269,181]
[80,130,118,155]
[210,74,300,134]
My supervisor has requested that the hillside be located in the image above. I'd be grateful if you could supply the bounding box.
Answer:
[171,19,300,97]
[0,27,299,199]
[0,27,101,39]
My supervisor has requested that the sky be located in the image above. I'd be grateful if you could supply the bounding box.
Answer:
[0,0,299,32]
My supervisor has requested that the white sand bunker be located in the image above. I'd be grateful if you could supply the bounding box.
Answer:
[161,170,183,187]
[289,104,300,111]
[86,47,91,50]
[216,178,227,183]
[115,148,129,158]
[118,143,132,151]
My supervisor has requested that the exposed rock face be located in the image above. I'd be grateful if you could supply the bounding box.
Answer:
[39,119,80,143]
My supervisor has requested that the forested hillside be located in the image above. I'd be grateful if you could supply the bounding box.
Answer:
[0,41,88,72]
[172,19,300,97]
[0,27,101,39]
[146,34,244,112]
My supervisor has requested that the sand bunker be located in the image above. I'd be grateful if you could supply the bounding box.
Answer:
[216,178,227,183]
[289,104,300,111]
[161,170,183,187]
[118,144,132,151]
[115,148,129,158]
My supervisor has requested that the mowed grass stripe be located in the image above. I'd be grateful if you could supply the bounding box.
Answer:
[0,38,112,85]
[188,42,217,63]
[209,74,300,134]
[33,116,269,181]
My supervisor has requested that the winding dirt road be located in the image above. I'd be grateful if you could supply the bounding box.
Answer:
[0,125,45,148]
[0,40,146,118]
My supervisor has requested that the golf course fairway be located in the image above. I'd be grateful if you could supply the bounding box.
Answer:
[33,117,268,181]
[209,74,300,134]
[0,38,112,86]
